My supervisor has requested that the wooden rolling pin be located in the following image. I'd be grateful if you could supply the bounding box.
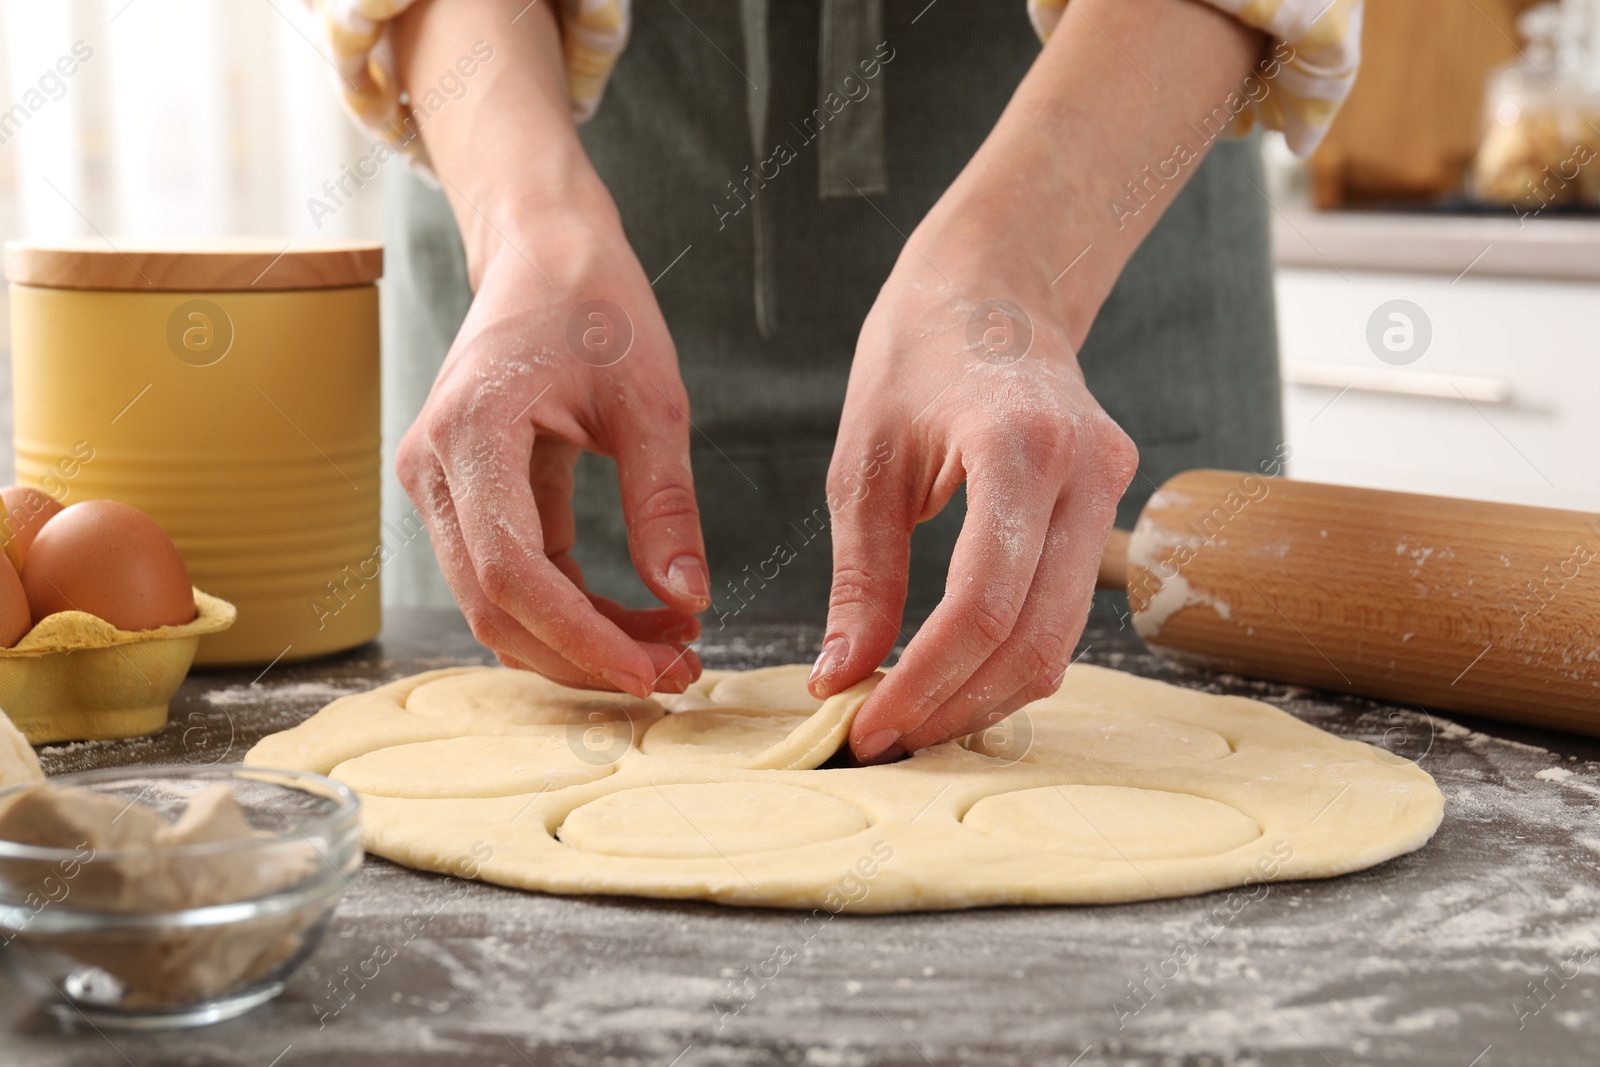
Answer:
[1097,470,1600,737]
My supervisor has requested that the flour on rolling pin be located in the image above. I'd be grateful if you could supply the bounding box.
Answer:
[1127,486,1244,639]
[1123,468,1600,738]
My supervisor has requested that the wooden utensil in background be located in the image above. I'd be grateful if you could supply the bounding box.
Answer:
[1099,470,1600,736]
[1308,0,1542,206]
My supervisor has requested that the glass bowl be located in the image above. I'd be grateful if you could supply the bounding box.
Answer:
[0,765,361,1029]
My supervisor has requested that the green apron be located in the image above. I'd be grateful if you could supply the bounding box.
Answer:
[380,0,1282,623]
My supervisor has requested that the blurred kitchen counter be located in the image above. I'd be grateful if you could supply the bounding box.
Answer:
[1271,208,1600,281]
[1268,208,1600,515]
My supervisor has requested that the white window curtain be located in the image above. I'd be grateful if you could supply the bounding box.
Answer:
[0,0,383,479]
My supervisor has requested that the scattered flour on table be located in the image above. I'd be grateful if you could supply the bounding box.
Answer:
[321,688,1600,1061]
[204,680,370,709]
[1536,764,1600,798]
[31,625,1596,1062]
[36,737,126,757]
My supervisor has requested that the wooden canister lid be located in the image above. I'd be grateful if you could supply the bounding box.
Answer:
[4,237,382,291]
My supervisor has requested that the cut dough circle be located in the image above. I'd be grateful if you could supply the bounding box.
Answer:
[963,784,1260,861]
[332,732,616,799]
[639,709,805,766]
[405,668,660,727]
[245,662,1445,912]
[558,783,868,858]
[966,709,1233,767]
[244,667,663,776]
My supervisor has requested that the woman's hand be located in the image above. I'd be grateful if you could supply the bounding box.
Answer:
[806,0,1265,759]
[810,228,1137,760]
[397,209,709,696]
[392,0,711,696]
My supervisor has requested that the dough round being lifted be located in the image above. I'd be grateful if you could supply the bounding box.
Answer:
[245,662,1445,912]
[639,665,870,770]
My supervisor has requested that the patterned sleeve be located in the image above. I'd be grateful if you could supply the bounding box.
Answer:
[1027,0,1363,156]
[311,0,630,170]
[313,0,1354,165]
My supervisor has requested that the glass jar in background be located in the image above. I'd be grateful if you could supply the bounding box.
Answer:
[1472,2,1600,210]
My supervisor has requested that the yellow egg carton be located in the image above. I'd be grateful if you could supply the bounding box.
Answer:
[0,589,235,744]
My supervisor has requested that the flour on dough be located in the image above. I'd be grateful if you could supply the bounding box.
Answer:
[245,663,1445,912]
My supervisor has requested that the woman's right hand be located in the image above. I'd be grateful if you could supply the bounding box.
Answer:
[396,206,710,697]
[391,0,707,695]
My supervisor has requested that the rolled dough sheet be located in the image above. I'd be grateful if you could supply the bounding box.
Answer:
[245,663,1444,912]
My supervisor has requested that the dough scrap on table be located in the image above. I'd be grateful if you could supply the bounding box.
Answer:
[244,662,1445,913]
[0,709,43,791]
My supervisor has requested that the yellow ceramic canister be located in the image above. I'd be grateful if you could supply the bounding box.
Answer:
[5,238,383,667]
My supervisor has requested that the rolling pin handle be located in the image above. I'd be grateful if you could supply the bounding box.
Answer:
[1098,528,1131,591]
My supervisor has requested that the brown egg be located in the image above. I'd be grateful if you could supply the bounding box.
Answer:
[0,486,63,573]
[0,555,31,648]
[22,500,196,630]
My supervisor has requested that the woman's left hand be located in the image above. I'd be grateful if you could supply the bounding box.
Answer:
[802,0,1268,759]
[808,213,1139,763]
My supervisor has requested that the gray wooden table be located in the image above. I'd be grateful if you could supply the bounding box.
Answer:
[3,602,1598,1066]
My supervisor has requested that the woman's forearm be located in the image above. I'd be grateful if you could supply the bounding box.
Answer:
[921,0,1267,347]
[391,0,619,287]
